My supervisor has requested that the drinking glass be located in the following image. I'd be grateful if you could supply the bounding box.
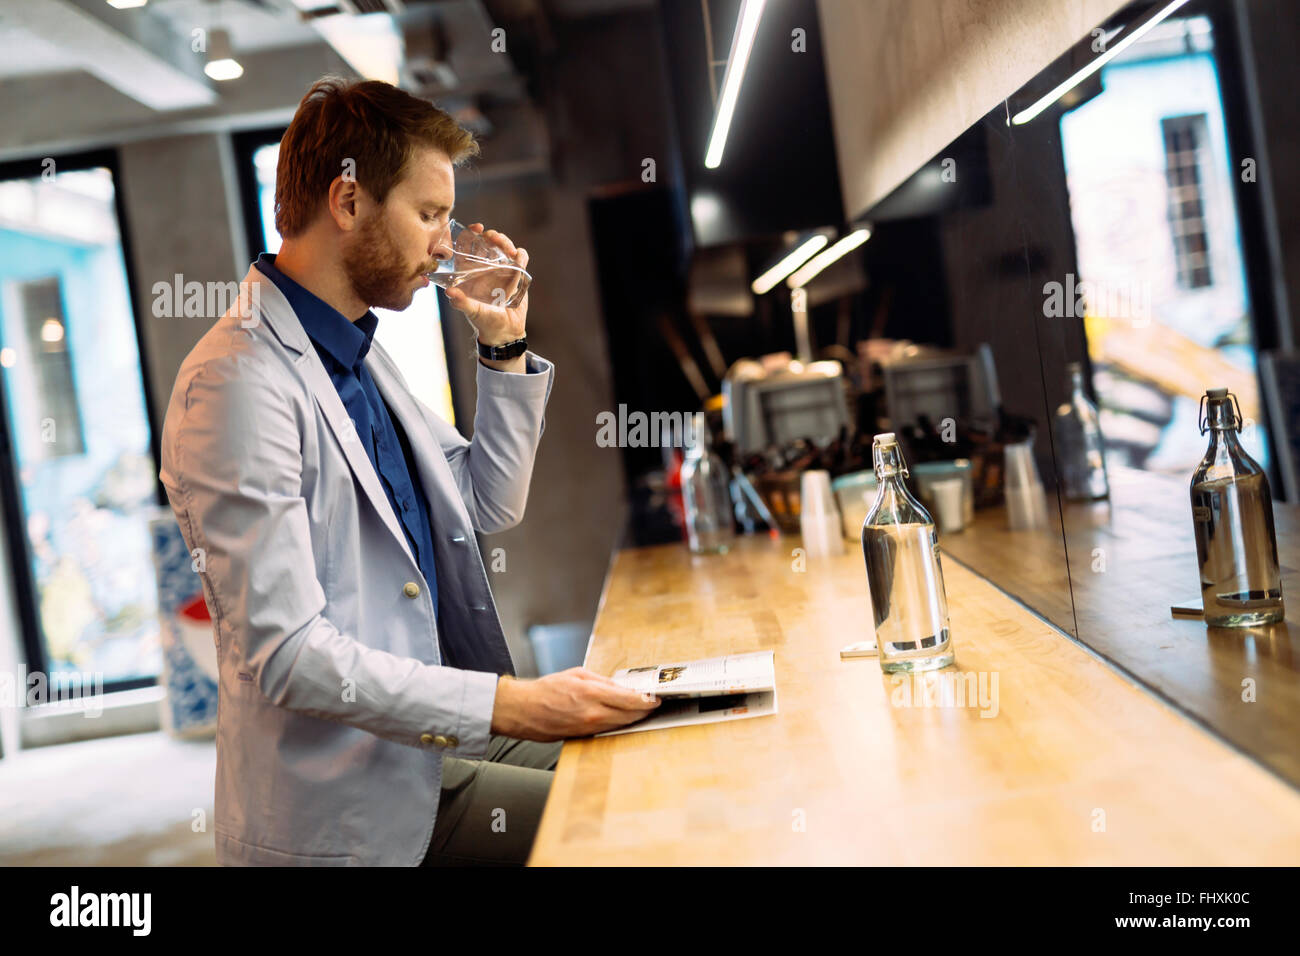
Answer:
[426,219,531,309]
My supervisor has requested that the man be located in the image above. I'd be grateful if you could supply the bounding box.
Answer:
[159,76,659,866]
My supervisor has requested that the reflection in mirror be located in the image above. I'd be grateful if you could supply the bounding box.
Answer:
[850,0,1298,792]
[1011,0,1297,790]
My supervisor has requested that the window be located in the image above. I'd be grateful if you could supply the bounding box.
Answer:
[1162,113,1213,289]
[0,153,160,692]
[7,276,86,460]
[1060,17,1267,474]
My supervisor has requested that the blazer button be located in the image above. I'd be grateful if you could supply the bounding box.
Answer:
[432,734,450,748]
[444,735,459,748]
[420,733,434,745]
[403,581,420,598]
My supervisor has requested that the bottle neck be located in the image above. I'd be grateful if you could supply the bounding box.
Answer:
[869,442,932,525]
[1204,398,1238,433]
[1202,399,1248,472]
[874,442,908,482]
[1203,399,1244,457]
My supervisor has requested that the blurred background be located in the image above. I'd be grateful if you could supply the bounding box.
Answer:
[0,0,1297,864]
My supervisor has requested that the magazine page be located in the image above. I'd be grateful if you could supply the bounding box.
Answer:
[595,690,778,737]
[609,650,775,698]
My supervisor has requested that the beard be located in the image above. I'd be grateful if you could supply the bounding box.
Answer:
[340,208,425,312]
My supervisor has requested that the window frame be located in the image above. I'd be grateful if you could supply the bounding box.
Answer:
[0,146,161,698]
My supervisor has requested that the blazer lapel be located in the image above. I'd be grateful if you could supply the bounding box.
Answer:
[245,266,417,568]
[298,353,417,567]
[365,346,464,527]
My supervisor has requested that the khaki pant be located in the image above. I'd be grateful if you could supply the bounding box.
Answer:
[421,735,562,866]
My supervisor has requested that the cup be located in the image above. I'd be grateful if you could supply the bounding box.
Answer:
[427,219,531,309]
[800,470,845,557]
[930,477,966,534]
[1004,440,1049,530]
[912,460,973,527]
[832,470,878,540]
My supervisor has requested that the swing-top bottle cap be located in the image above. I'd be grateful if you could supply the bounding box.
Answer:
[872,432,908,478]
[1199,387,1240,434]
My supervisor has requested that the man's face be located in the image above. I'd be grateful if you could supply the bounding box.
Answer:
[341,146,455,312]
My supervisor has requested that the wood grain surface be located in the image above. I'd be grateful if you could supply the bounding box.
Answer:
[941,466,1300,788]
[529,523,1300,865]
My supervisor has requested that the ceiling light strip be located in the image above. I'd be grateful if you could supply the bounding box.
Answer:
[1010,0,1190,125]
[787,228,871,288]
[704,0,767,169]
[751,234,829,294]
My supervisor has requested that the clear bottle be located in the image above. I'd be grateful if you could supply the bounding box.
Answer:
[1190,388,1284,627]
[681,412,735,555]
[862,433,955,672]
[1054,361,1109,501]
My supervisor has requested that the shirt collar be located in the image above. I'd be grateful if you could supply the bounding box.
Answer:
[255,253,377,370]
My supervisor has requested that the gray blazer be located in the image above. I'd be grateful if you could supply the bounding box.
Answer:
[159,264,554,865]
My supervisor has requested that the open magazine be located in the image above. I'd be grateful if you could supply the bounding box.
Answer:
[597,650,777,736]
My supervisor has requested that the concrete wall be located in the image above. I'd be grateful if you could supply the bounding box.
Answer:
[118,133,246,429]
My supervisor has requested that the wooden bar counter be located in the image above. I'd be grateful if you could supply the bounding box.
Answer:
[528,531,1300,865]
[941,466,1300,789]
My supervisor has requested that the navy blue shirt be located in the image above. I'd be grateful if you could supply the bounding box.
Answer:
[254,253,440,620]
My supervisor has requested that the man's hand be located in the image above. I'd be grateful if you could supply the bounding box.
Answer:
[444,223,529,369]
[490,668,662,741]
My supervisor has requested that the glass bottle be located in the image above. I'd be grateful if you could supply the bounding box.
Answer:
[1190,388,1284,627]
[681,412,735,554]
[1054,361,1109,501]
[861,433,955,672]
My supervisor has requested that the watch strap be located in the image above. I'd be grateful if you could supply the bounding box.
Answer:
[477,337,528,361]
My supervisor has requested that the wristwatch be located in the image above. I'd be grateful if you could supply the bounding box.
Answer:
[477,336,528,361]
